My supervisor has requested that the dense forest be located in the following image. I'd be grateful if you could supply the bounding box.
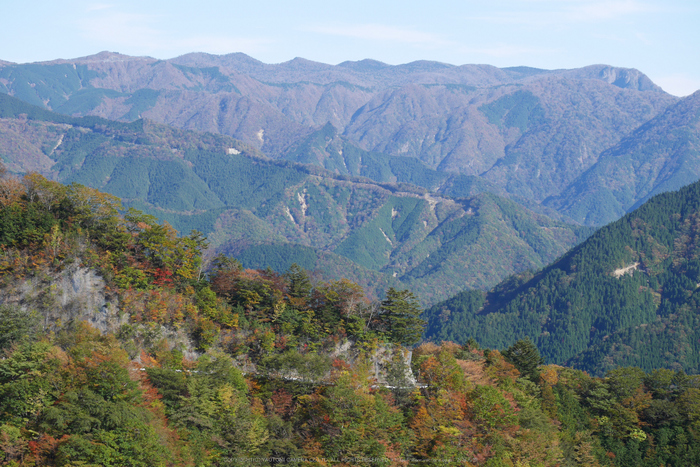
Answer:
[0,92,591,307]
[424,178,700,375]
[2,170,700,465]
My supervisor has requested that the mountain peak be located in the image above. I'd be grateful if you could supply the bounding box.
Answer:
[562,64,665,92]
[83,51,151,62]
[42,51,156,65]
[169,52,265,71]
[395,60,454,73]
[501,66,551,79]
[278,57,334,71]
[337,59,390,72]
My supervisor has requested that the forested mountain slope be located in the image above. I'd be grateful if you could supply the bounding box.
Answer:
[2,172,700,466]
[0,169,421,465]
[0,93,589,305]
[0,53,677,221]
[545,90,700,225]
[425,178,700,375]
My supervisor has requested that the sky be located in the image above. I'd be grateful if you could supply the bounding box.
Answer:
[3,0,699,96]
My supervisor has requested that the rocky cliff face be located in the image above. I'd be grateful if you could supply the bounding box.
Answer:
[0,264,418,385]
[0,265,124,334]
[0,264,204,361]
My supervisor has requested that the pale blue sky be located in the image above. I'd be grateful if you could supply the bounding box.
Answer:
[3,0,699,96]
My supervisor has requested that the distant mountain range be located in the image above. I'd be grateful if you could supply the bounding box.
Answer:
[4,52,699,226]
[0,93,589,305]
[544,91,700,225]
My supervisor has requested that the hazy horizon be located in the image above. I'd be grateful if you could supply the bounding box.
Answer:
[3,0,699,96]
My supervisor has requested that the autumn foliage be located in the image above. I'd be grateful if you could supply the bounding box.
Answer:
[2,172,700,466]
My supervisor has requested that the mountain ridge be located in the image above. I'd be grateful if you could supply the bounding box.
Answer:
[424,176,700,374]
[0,92,589,306]
[545,90,700,225]
[0,52,677,217]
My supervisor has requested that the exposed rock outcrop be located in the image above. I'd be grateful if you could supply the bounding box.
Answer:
[0,265,124,334]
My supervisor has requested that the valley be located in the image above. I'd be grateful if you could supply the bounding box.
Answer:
[5,53,699,306]
[0,52,687,225]
[0,92,590,306]
[2,51,700,466]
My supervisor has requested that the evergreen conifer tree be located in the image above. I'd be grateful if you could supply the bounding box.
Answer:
[380,288,425,346]
[285,263,312,299]
[503,338,544,381]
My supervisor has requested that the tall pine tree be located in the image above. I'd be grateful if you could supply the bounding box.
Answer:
[503,338,544,381]
[380,288,425,346]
